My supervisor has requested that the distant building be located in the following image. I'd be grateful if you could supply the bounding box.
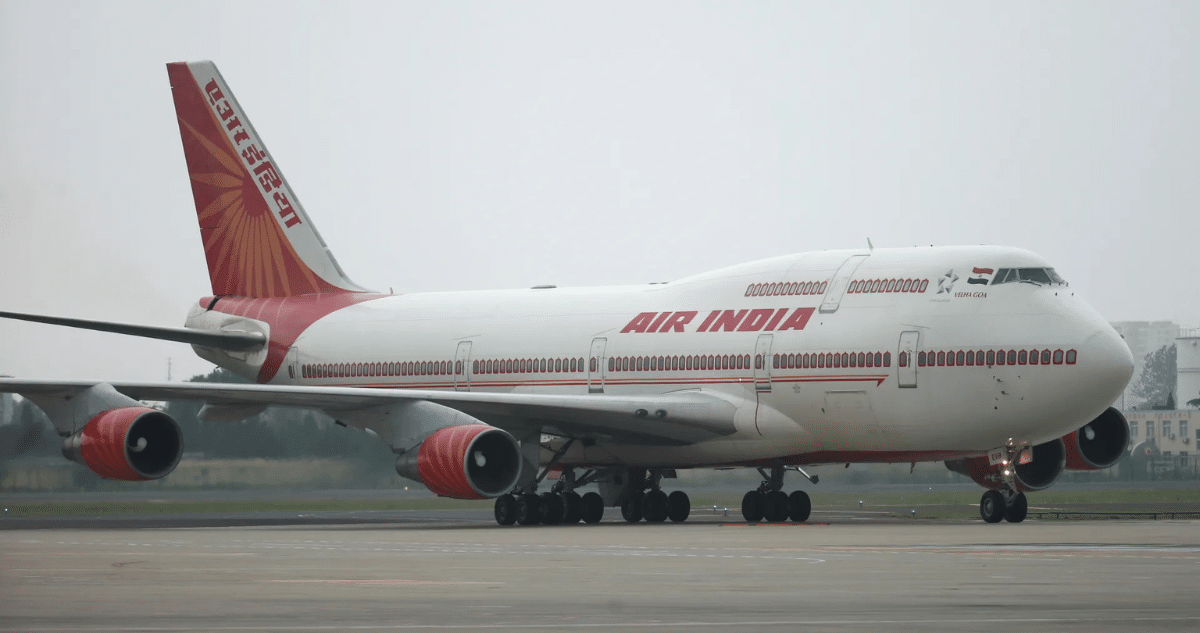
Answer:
[1124,409,1198,479]
[1178,327,1200,409]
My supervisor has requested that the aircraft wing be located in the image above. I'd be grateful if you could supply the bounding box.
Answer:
[0,379,740,445]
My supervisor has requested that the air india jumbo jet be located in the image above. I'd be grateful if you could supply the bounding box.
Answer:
[0,61,1135,526]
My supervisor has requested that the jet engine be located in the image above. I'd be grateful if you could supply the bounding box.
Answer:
[945,438,1066,492]
[61,406,183,481]
[395,424,521,500]
[1062,407,1129,471]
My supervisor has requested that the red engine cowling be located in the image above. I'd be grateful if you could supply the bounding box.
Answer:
[1063,407,1129,471]
[395,424,521,499]
[945,438,1066,492]
[61,407,183,481]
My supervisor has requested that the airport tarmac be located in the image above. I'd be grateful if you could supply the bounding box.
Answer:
[2,510,1199,632]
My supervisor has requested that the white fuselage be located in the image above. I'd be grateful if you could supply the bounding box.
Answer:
[209,246,1133,468]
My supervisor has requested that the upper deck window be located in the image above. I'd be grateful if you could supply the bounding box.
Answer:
[991,268,1066,286]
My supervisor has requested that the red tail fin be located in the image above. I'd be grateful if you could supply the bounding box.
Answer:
[167,61,367,298]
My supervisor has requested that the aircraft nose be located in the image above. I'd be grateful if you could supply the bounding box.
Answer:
[1080,327,1134,406]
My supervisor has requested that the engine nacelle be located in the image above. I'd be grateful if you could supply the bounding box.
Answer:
[395,424,520,500]
[62,407,183,481]
[945,438,1066,492]
[1062,407,1129,471]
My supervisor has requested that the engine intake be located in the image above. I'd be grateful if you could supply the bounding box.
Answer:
[1063,407,1129,471]
[62,407,183,481]
[395,425,520,500]
[945,438,1066,492]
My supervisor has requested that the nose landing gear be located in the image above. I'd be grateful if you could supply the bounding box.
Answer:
[979,439,1030,523]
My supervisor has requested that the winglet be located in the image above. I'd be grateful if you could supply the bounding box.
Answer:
[166,61,369,298]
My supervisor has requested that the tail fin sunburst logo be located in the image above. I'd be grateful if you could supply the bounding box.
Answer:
[168,61,365,298]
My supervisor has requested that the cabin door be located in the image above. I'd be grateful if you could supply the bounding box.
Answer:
[588,337,607,393]
[897,331,919,388]
[754,334,774,393]
[454,341,473,392]
[820,254,869,314]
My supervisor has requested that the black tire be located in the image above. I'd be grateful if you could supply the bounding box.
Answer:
[741,490,765,523]
[980,490,1005,523]
[1004,492,1028,523]
[494,494,517,526]
[540,492,564,525]
[580,492,605,524]
[787,490,811,522]
[516,493,542,525]
[643,490,669,523]
[561,492,583,524]
[763,490,789,522]
[666,490,691,523]
[621,491,645,523]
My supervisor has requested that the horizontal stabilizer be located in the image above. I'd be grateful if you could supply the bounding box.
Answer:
[0,311,265,352]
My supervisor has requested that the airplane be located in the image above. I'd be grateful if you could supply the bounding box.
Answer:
[0,61,1134,526]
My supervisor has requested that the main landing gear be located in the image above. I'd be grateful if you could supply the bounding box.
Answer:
[741,465,814,523]
[619,471,692,524]
[978,439,1029,524]
[494,489,606,526]
[494,466,607,527]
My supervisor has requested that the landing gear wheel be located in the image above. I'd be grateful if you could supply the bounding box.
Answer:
[666,491,691,523]
[494,494,517,526]
[580,492,605,524]
[1004,492,1028,523]
[741,490,765,523]
[979,490,1005,524]
[642,490,669,523]
[540,492,565,525]
[621,491,645,523]
[763,490,789,522]
[516,493,542,525]
[787,490,811,522]
[561,492,583,524]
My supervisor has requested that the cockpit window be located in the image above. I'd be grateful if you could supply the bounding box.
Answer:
[991,268,1066,286]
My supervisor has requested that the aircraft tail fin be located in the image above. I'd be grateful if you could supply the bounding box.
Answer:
[166,61,368,298]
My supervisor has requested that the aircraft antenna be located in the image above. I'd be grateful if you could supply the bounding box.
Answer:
[867,238,874,252]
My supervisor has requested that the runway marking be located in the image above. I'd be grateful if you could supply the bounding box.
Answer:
[7,615,1200,631]
[720,522,829,527]
[263,579,500,585]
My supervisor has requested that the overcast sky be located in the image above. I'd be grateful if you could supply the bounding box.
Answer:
[1,1,1197,382]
